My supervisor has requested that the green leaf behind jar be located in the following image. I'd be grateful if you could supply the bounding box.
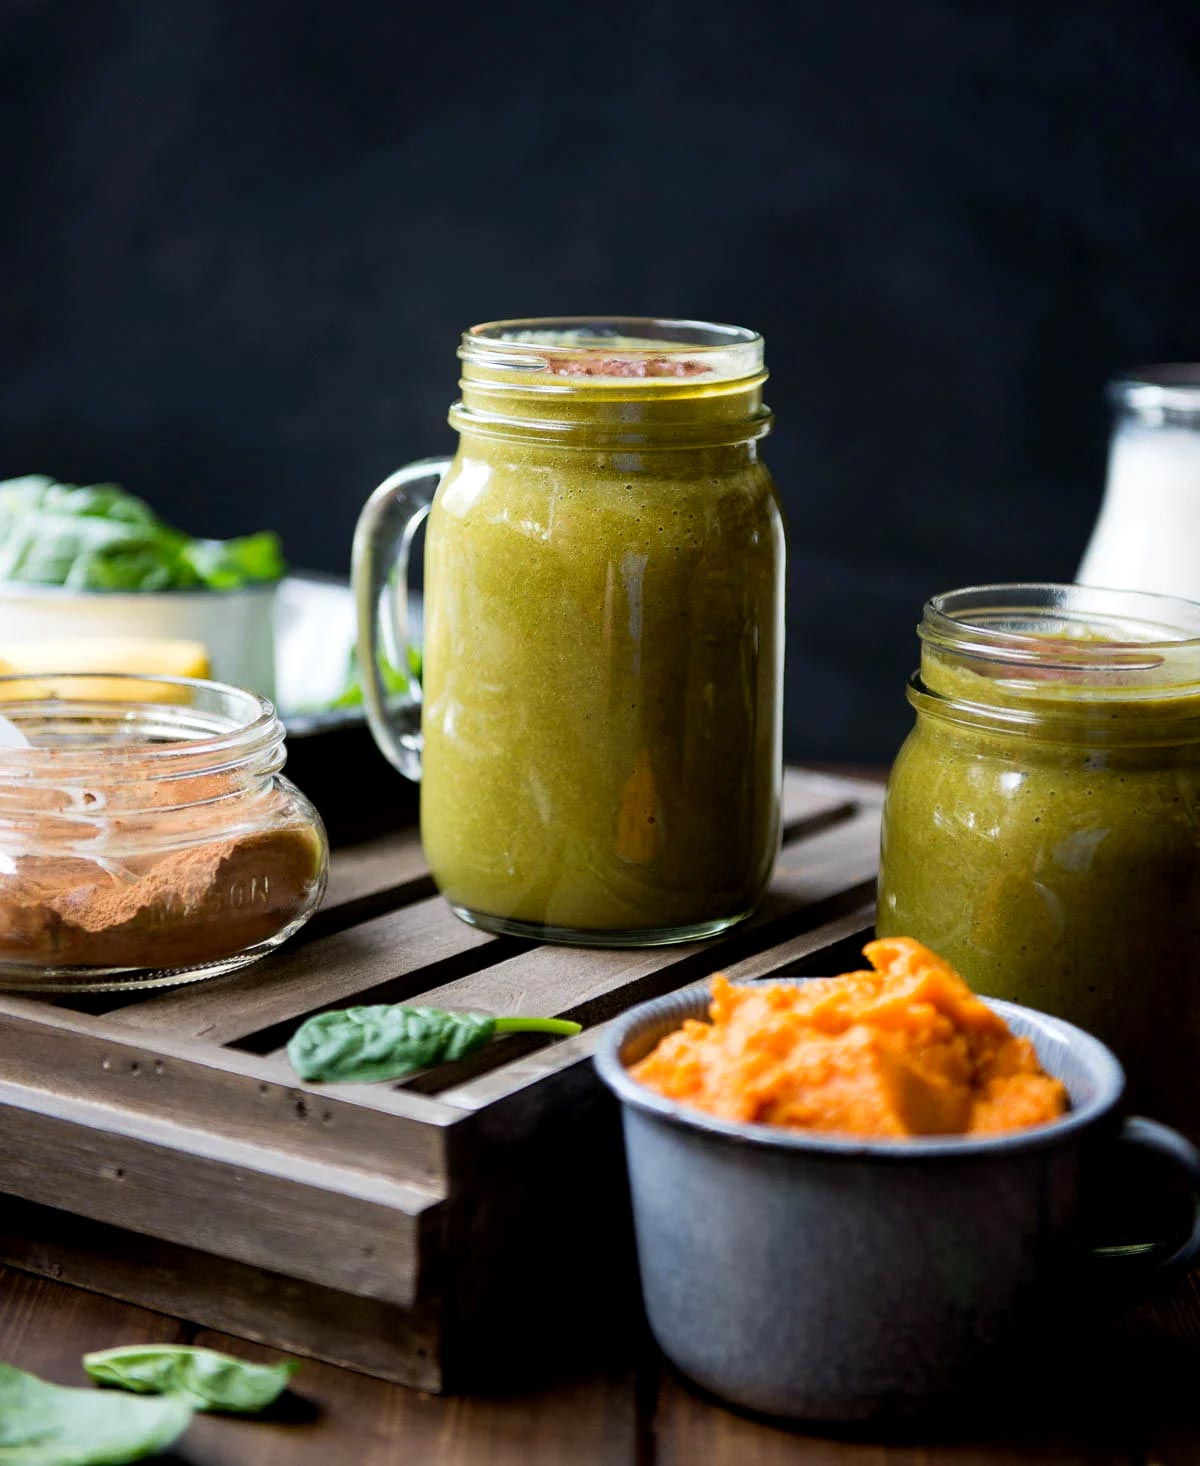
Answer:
[0,476,284,591]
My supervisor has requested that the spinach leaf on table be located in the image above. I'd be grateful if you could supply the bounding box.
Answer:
[288,1004,582,1083]
[0,1361,192,1464]
[83,1344,298,1414]
[0,476,284,592]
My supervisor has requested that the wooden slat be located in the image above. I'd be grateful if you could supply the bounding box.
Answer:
[0,1078,439,1306]
[409,804,878,1045]
[277,801,876,1100]
[783,765,883,812]
[115,892,510,1043]
[163,793,874,1094]
[414,806,880,1107]
[779,766,862,828]
[0,993,460,1181]
[716,901,876,981]
[320,824,429,912]
[1118,1272,1200,1466]
[438,902,877,1115]
[113,766,867,1048]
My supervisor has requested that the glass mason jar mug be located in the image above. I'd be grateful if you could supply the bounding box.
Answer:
[353,317,785,946]
[878,584,1200,1137]
[0,674,328,990]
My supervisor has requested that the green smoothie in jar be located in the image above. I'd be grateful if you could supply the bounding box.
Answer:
[354,319,785,946]
[878,584,1200,1135]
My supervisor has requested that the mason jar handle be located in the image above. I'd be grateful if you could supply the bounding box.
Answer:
[1085,1116,1200,1295]
[351,457,451,782]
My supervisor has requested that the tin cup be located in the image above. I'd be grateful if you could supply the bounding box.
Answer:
[595,986,1200,1422]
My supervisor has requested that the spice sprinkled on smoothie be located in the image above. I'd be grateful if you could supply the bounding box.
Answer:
[542,355,711,378]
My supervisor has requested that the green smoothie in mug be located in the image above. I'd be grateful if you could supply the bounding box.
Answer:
[878,584,1200,1135]
[353,319,785,945]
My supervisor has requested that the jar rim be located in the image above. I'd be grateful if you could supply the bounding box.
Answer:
[922,583,1200,668]
[1110,365,1200,418]
[907,672,1200,745]
[460,316,764,384]
[0,674,283,784]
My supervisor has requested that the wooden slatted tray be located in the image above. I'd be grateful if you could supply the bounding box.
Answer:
[0,768,882,1392]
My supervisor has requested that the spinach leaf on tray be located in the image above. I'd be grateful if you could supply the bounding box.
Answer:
[0,1360,192,1464]
[288,1004,582,1083]
[83,1344,298,1415]
[0,475,285,592]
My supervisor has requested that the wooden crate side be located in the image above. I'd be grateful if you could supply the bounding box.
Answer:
[434,1042,642,1394]
[0,1195,445,1391]
[0,1078,439,1306]
[0,995,460,1182]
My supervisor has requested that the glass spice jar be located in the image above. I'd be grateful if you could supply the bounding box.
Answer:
[0,673,328,990]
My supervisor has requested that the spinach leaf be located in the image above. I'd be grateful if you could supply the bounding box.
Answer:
[0,1361,192,1464]
[329,644,422,711]
[83,1344,297,1415]
[176,532,286,591]
[0,476,285,592]
[288,1004,582,1083]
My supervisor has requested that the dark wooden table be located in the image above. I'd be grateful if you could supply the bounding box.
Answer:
[2,764,1199,1462]
[2,1263,1199,1462]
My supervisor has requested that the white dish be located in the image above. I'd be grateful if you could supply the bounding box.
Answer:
[0,572,420,722]
[0,580,278,699]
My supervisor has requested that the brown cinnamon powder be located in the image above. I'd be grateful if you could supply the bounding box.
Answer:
[0,824,323,972]
[542,355,711,378]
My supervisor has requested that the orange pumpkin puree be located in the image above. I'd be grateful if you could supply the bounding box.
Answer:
[630,938,1068,1138]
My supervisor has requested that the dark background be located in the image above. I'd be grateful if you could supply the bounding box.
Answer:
[3,0,1199,761]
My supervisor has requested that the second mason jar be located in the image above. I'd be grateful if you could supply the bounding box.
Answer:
[878,584,1200,1137]
[354,318,785,946]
